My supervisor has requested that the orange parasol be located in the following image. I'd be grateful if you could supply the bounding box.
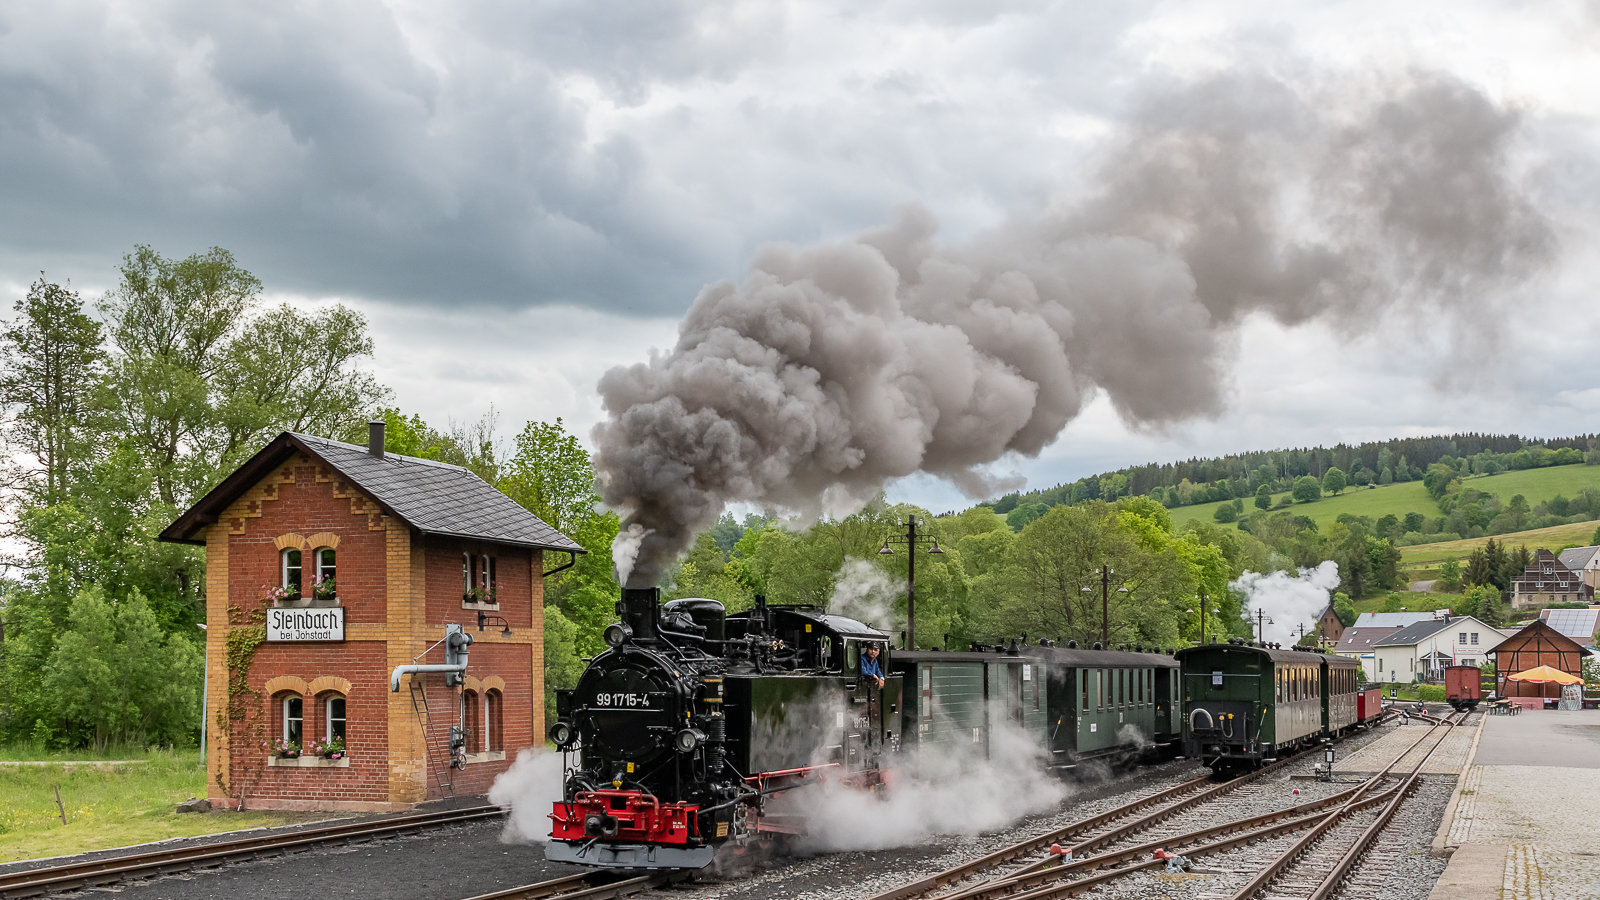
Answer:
[1505,665,1582,685]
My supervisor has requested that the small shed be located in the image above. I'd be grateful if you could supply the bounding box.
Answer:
[1488,619,1592,700]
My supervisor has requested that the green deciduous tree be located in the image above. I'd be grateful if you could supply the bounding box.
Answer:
[1292,476,1322,503]
[1332,592,1357,627]
[42,586,202,750]
[1437,558,1462,593]
[101,245,387,508]
[1322,466,1347,496]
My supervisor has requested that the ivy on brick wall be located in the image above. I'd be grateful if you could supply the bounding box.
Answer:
[217,602,268,802]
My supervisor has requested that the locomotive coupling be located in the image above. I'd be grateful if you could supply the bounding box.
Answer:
[584,813,620,837]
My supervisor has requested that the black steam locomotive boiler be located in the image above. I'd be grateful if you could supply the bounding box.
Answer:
[545,587,900,869]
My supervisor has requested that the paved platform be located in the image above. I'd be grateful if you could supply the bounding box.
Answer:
[1331,717,1479,775]
[1431,711,1600,900]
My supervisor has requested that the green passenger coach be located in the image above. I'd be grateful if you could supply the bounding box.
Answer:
[1176,642,1354,771]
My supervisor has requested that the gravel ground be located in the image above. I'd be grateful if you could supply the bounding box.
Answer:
[50,819,584,900]
[22,720,1443,900]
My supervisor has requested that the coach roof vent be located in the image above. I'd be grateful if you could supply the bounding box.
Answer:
[369,420,385,458]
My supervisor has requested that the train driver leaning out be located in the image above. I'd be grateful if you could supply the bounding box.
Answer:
[860,642,886,689]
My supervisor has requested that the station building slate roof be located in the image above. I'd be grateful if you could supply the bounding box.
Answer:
[1334,625,1403,654]
[1557,545,1600,572]
[160,431,584,554]
[1373,618,1457,647]
[1351,611,1437,628]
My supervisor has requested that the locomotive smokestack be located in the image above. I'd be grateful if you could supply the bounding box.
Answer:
[619,587,661,645]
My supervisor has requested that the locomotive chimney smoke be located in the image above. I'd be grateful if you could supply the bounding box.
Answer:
[1233,561,1342,646]
[595,68,1556,586]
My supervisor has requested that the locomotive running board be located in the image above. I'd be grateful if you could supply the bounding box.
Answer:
[545,840,714,870]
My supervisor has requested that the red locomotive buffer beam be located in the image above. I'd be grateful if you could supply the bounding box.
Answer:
[549,790,699,846]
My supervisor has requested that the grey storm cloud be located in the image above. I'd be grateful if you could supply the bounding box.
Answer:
[0,1,741,312]
[595,68,1558,586]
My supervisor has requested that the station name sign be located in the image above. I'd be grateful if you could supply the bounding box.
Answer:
[267,607,345,642]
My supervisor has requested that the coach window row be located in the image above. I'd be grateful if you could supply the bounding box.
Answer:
[1082,668,1154,712]
[279,547,336,599]
[277,693,348,747]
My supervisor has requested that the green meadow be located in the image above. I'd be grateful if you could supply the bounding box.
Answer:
[0,749,312,862]
[1169,463,1600,534]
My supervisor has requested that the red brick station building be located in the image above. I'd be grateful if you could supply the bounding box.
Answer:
[160,424,581,811]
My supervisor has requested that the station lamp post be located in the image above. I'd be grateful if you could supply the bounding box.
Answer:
[1253,607,1275,644]
[1187,601,1220,645]
[1080,566,1129,647]
[878,516,943,650]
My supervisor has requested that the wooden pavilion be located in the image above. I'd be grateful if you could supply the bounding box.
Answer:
[1488,619,1590,700]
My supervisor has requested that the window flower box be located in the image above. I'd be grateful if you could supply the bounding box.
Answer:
[267,754,352,768]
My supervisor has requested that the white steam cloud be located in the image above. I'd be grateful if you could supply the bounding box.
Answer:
[1232,561,1341,646]
[595,67,1556,586]
[787,721,1069,852]
[489,748,567,844]
[827,558,900,632]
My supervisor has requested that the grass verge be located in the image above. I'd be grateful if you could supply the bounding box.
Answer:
[0,749,313,863]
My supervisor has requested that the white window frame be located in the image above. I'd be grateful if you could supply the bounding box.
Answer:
[283,695,303,744]
[325,695,346,741]
[314,547,336,588]
[281,548,302,597]
[1471,633,1479,645]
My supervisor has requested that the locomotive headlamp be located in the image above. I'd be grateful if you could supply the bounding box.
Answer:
[548,720,577,748]
[675,727,707,752]
[604,623,634,647]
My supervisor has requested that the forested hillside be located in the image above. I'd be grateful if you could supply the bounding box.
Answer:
[993,434,1599,517]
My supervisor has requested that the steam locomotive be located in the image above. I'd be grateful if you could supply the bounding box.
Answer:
[545,587,898,869]
[544,587,1186,869]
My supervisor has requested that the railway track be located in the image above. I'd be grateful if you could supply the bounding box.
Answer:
[866,711,1442,900]
[864,746,1323,900]
[460,871,676,900]
[0,803,506,898]
[1223,709,1470,900]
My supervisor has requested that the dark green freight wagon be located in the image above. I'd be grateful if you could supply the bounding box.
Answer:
[1177,642,1347,771]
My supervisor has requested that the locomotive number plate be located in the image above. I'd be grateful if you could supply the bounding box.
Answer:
[596,692,655,708]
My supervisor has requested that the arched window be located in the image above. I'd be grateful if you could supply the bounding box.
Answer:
[463,690,482,753]
[485,689,503,752]
[282,549,302,597]
[282,694,303,746]
[462,552,472,598]
[325,695,346,741]
[313,547,336,599]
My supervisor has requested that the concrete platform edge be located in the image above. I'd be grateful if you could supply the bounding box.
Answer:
[1432,714,1486,857]
[1427,842,1508,900]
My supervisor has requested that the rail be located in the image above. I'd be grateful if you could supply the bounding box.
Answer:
[0,804,504,898]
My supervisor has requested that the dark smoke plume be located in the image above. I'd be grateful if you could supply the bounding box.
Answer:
[595,68,1555,586]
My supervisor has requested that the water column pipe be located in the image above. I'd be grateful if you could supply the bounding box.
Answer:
[388,624,474,691]
[390,625,475,768]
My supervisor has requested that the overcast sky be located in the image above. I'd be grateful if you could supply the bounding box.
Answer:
[3,0,1598,515]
